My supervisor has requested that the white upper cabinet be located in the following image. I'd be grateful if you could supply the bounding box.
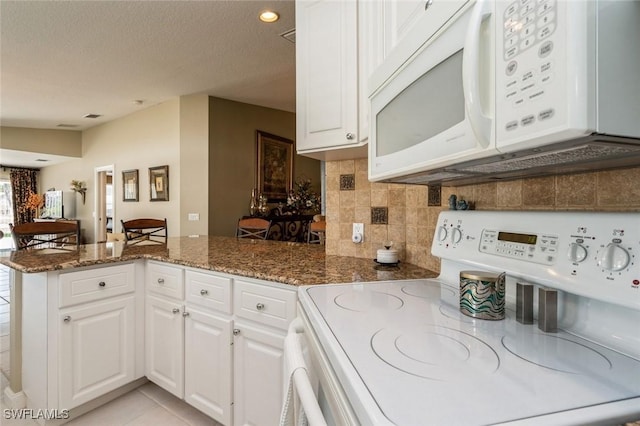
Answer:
[296,0,383,161]
[371,0,470,92]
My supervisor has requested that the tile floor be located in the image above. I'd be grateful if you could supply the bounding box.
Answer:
[1,378,224,426]
[0,264,222,425]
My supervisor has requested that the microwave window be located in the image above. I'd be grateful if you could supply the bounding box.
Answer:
[376,49,465,157]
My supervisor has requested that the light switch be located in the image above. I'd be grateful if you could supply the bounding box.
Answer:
[188,213,199,221]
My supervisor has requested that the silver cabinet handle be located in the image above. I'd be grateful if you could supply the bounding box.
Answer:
[346,133,354,140]
[98,281,106,287]
[182,311,190,317]
[233,329,241,336]
[172,308,180,314]
[63,315,71,322]
[256,303,265,311]
[200,289,208,296]
[425,0,433,10]
[157,278,165,284]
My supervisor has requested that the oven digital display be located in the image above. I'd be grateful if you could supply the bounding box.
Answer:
[498,232,537,245]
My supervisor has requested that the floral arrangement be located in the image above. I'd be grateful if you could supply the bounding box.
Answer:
[21,192,44,213]
[287,178,321,214]
[70,180,87,204]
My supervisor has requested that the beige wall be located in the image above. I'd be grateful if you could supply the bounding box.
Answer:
[40,99,181,242]
[208,97,321,236]
[179,94,209,236]
[0,127,82,157]
[326,159,640,273]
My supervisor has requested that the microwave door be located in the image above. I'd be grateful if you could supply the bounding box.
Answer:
[369,0,497,182]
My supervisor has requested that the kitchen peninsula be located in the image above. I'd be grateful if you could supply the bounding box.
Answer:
[0,237,435,425]
[1,236,434,284]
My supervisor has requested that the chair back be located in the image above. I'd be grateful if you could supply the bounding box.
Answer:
[121,218,167,244]
[10,220,81,250]
[307,220,326,244]
[236,218,272,240]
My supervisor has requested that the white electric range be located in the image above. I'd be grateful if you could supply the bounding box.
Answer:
[294,211,640,425]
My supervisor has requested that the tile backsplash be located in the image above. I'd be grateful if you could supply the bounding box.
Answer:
[325,159,640,273]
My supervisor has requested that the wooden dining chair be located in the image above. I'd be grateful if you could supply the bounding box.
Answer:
[236,218,272,240]
[307,220,326,245]
[10,220,81,250]
[121,218,167,244]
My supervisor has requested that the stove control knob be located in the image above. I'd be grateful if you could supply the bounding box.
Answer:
[597,243,630,272]
[437,226,448,242]
[450,227,463,244]
[567,243,588,263]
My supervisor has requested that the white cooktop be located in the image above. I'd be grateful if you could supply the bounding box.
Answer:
[300,279,640,425]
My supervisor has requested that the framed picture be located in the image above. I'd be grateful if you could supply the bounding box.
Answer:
[149,165,169,201]
[256,130,293,202]
[122,169,139,202]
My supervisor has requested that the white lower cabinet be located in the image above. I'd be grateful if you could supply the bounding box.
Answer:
[145,294,185,398]
[59,295,136,409]
[20,262,144,414]
[232,278,296,426]
[232,320,286,426]
[21,261,293,426]
[184,306,232,425]
[146,266,234,425]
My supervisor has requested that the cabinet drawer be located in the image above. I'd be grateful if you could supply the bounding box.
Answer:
[234,280,296,330]
[147,262,184,300]
[185,270,232,314]
[59,263,135,308]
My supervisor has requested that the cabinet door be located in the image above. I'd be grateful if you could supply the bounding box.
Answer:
[383,0,427,54]
[379,0,470,77]
[145,294,184,398]
[59,296,135,409]
[184,306,232,425]
[233,321,285,426]
[296,0,358,152]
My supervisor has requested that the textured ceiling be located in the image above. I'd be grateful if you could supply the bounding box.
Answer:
[0,0,296,134]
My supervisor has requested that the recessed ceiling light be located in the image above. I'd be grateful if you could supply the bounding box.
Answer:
[83,113,102,119]
[259,10,279,23]
[35,159,49,162]
[56,124,79,128]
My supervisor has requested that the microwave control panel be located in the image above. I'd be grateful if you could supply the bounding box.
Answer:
[495,0,571,148]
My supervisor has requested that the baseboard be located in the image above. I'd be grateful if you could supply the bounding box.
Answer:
[3,385,27,409]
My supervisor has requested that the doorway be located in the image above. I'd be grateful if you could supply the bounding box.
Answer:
[0,179,13,249]
[94,165,114,243]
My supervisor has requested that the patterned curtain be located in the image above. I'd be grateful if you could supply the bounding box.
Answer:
[10,168,38,225]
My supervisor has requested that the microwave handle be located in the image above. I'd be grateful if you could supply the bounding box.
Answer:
[462,0,493,147]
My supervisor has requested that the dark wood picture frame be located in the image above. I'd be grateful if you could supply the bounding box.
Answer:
[149,165,169,201]
[122,169,139,202]
[256,130,293,202]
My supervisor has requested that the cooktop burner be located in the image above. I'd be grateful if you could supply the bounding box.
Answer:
[334,290,404,312]
[502,333,613,374]
[400,282,454,299]
[371,324,500,381]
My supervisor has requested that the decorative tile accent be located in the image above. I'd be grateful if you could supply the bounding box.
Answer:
[371,207,388,225]
[340,174,355,191]
[427,185,441,206]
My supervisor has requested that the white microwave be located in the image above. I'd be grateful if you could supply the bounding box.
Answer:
[369,0,640,185]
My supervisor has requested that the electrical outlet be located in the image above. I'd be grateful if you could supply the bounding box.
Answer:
[188,213,199,221]
[352,223,364,243]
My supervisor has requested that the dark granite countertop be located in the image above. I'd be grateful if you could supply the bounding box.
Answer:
[0,236,437,286]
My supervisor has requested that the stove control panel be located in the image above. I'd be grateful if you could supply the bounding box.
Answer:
[479,229,558,265]
[432,211,640,310]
